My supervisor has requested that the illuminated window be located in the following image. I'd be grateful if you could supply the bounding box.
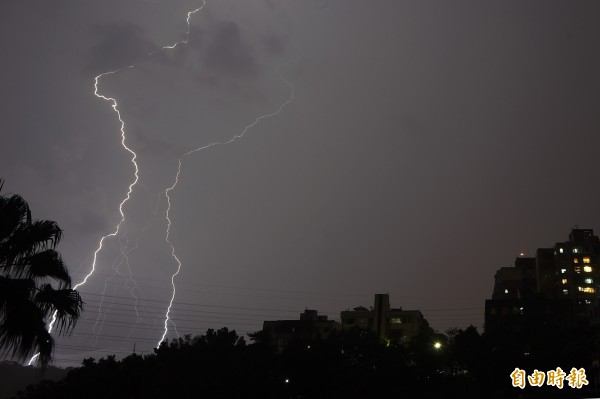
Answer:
[575,267,581,274]
[391,318,402,325]
[583,257,591,264]
[562,278,568,285]
[584,266,593,273]
[559,248,564,253]
[561,268,567,274]
[574,258,579,264]
[585,278,593,284]
[563,289,569,295]
[579,287,596,294]
[505,289,509,294]
[573,248,580,254]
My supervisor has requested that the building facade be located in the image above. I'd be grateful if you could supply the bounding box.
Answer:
[547,228,600,301]
[340,294,430,343]
[485,228,600,333]
[262,309,341,352]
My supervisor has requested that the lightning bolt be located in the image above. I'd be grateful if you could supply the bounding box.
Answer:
[157,64,295,347]
[92,184,159,338]
[28,1,207,366]
[28,68,140,366]
[156,4,203,51]
[52,67,138,338]
[82,0,208,323]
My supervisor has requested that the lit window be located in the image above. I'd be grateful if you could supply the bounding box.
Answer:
[579,287,596,294]
[575,267,581,274]
[585,278,593,284]
[561,268,567,274]
[573,248,580,254]
[562,278,568,285]
[391,318,402,325]
[584,266,593,273]
[504,289,509,294]
[563,289,569,295]
[574,258,579,264]
[559,248,564,253]
[583,257,591,264]
[586,300,592,304]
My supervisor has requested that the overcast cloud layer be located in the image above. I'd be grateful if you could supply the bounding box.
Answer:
[1,0,600,366]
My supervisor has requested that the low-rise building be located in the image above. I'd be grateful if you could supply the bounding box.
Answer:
[262,309,340,352]
[340,294,430,344]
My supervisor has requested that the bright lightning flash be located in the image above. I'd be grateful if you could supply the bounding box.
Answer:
[27,68,140,366]
[28,1,207,366]
[158,65,295,347]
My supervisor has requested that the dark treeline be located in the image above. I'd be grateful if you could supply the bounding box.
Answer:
[13,321,600,399]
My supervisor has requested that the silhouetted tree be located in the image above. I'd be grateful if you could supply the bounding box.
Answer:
[17,324,600,399]
[0,180,83,367]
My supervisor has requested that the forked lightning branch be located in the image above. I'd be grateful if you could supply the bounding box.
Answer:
[29,0,294,365]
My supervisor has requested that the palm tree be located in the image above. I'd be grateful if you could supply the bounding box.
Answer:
[0,180,83,367]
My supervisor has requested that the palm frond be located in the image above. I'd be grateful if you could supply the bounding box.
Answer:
[0,194,31,250]
[1,221,63,271]
[34,285,83,334]
[0,298,53,367]
[12,220,62,250]
[24,249,72,288]
[33,329,53,367]
[0,183,79,368]
[0,276,35,301]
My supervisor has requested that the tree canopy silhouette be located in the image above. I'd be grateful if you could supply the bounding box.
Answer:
[0,180,83,367]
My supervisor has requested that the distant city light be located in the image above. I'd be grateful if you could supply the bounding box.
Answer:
[434,342,442,349]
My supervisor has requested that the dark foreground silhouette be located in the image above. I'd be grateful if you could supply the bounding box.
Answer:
[0,180,83,367]
[12,323,600,399]
[0,362,67,399]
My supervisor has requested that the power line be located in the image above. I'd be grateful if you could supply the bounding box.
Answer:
[79,292,306,313]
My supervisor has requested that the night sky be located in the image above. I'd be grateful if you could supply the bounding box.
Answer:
[2,0,600,367]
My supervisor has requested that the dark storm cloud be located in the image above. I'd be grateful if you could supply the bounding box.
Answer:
[86,23,159,74]
[314,0,330,10]
[64,194,116,235]
[203,21,258,77]
[265,0,329,11]
[4,0,600,366]
[131,126,184,157]
[262,33,286,56]
[147,18,268,84]
[188,25,205,46]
